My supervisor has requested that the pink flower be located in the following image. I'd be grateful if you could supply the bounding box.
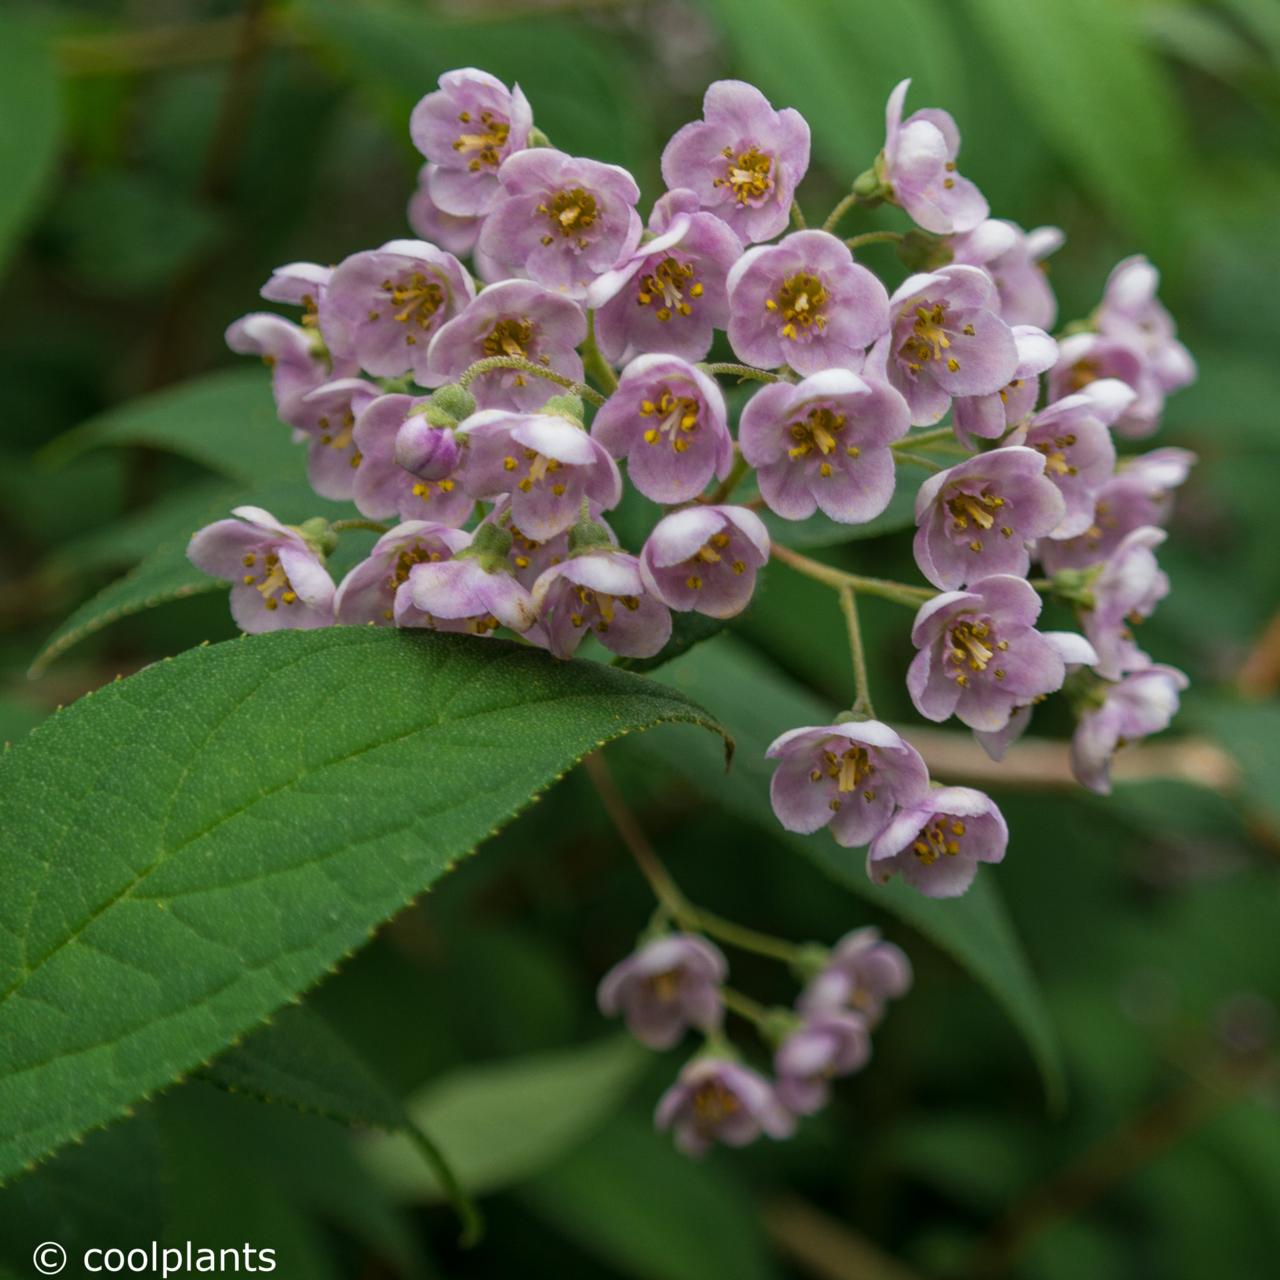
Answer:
[640,505,770,619]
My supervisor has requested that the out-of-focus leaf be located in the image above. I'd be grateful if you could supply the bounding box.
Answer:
[42,369,299,483]
[1189,698,1280,823]
[649,636,1065,1104]
[0,630,723,1180]
[0,11,61,277]
[361,1038,646,1201]
[966,0,1187,260]
[522,1115,780,1280]
[29,478,353,676]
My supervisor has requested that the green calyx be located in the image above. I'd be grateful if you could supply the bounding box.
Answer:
[456,520,513,572]
[759,1007,803,1049]
[789,942,832,984]
[567,501,615,558]
[410,383,476,430]
[855,162,889,202]
[527,125,552,148]
[835,707,873,725]
[1052,567,1100,609]
[541,392,584,425]
[294,517,338,558]
[898,229,954,272]
[1064,668,1110,714]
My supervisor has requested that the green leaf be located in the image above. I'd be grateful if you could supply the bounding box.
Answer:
[361,1037,646,1201]
[29,478,353,677]
[0,629,724,1181]
[0,11,61,277]
[966,0,1187,258]
[522,1115,780,1280]
[41,368,299,483]
[647,636,1065,1104]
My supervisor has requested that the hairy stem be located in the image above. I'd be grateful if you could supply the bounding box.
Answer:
[822,191,862,233]
[456,355,604,406]
[331,518,390,535]
[892,425,959,451]
[771,542,935,607]
[706,450,751,505]
[790,200,807,230]
[840,584,876,718]
[582,312,619,394]
[893,450,943,473]
[845,230,903,252]
[703,362,784,384]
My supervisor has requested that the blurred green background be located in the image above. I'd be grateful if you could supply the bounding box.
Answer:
[1,0,1278,1277]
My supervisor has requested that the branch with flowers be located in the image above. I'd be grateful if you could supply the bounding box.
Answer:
[192,68,1198,1158]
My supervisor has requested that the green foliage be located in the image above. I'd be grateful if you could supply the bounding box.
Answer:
[0,629,722,1179]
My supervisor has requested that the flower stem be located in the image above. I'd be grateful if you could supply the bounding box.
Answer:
[720,986,770,1027]
[840,584,876,719]
[845,230,903,252]
[893,425,958,451]
[790,200,807,230]
[822,191,862,233]
[706,450,751,505]
[702,362,784,384]
[893,450,943,473]
[771,541,935,607]
[456,355,604,407]
[331,518,389,535]
[582,312,619,395]
[583,750,807,966]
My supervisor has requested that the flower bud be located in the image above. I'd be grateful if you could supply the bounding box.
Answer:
[428,383,476,424]
[294,516,338,558]
[394,416,460,481]
[540,392,584,425]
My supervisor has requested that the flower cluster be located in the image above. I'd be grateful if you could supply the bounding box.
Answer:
[598,927,909,1154]
[193,69,1196,1146]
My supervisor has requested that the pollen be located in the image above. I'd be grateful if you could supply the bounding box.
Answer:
[636,257,699,319]
[536,188,600,239]
[771,272,829,341]
[638,388,701,453]
[714,145,773,205]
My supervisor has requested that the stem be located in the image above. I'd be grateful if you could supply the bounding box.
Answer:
[706,450,750,505]
[893,450,943,473]
[1028,577,1053,592]
[583,751,807,966]
[822,191,861,233]
[839,585,876,718]
[892,425,958,451]
[331,518,389,535]
[456,355,604,406]
[406,1126,484,1247]
[582,312,619,394]
[790,200,807,230]
[721,986,769,1026]
[845,230,903,252]
[771,542,936,607]
[702,362,783,385]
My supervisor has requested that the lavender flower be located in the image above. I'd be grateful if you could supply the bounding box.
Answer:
[867,787,1008,898]
[1096,255,1196,394]
[739,369,908,523]
[531,549,671,659]
[188,506,335,633]
[483,496,610,588]
[907,574,1069,732]
[590,354,731,504]
[587,188,743,363]
[798,927,913,1023]
[949,219,1064,328]
[462,408,621,540]
[766,721,930,850]
[726,230,889,374]
[425,280,586,411]
[951,324,1058,448]
[870,265,1018,426]
[394,414,462,482]
[1048,332,1163,439]
[409,68,532,216]
[287,377,380,501]
[597,934,727,1049]
[1071,663,1190,794]
[225,313,341,419]
[333,521,471,625]
[261,261,332,327]
[320,240,474,381]
[407,164,483,255]
[352,394,474,526]
[400,526,537,634]
[880,78,987,235]
[661,79,810,244]
[639,505,770,619]
[1081,525,1169,679]
[655,1057,794,1156]
[478,148,641,297]
[774,1012,871,1115]
[914,447,1065,590]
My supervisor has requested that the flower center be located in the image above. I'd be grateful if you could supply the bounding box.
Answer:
[715,146,773,205]
[381,273,446,345]
[945,487,1013,553]
[787,408,861,477]
[240,551,299,612]
[482,317,535,361]
[537,188,599,246]
[683,533,746,590]
[452,109,509,171]
[568,584,641,632]
[810,745,878,812]
[409,477,459,502]
[1032,432,1079,478]
[912,817,966,866]
[692,1080,741,1125]
[504,447,568,496]
[640,389,700,453]
[766,273,828,341]
[649,969,682,1001]
[899,303,962,374]
[316,407,357,455]
[945,619,1010,686]
[636,257,703,321]
[1067,358,1099,391]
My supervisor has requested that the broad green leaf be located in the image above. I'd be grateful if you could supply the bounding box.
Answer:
[361,1037,646,1200]
[0,12,61,277]
[966,0,1187,259]
[29,478,354,676]
[203,1005,479,1242]
[0,629,724,1180]
[41,368,299,483]
[1189,698,1280,824]
[522,1115,780,1280]
[647,636,1065,1104]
